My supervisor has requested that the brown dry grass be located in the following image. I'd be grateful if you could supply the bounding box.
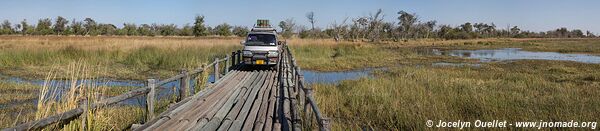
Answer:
[0,36,241,51]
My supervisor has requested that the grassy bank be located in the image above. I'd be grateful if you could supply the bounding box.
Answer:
[288,40,476,71]
[314,60,600,130]
[422,38,600,55]
[0,82,38,128]
[0,80,149,129]
[0,36,241,80]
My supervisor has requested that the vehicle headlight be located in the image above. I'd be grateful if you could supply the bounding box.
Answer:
[242,50,252,56]
[268,51,279,57]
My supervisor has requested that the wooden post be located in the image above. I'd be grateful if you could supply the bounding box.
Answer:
[214,58,220,82]
[237,50,242,64]
[225,55,230,73]
[147,79,156,121]
[322,118,331,131]
[298,75,305,113]
[178,69,189,101]
[231,51,236,67]
[80,101,87,131]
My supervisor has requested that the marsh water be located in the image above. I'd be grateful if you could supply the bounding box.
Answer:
[1,68,381,107]
[0,74,217,106]
[6,48,596,107]
[432,48,600,64]
[301,69,375,85]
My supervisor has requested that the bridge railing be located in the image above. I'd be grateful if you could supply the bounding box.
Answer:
[282,44,331,131]
[5,51,242,131]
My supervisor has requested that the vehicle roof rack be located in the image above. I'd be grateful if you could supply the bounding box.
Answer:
[252,19,276,32]
[255,19,271,28]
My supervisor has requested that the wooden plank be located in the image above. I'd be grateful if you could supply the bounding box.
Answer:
[218,71,264,130]
[243,70,275,130]
[282,53,293,130]
[141,70,241,130]
[189,70,249,129]
[263,75,278,131]
[217,71,265,131]
[187,73,248,130]
[199,71,256,131]
[229,70,271,130]
[203,71,257,131]
[157,70,244,130]
[176,71,249,130]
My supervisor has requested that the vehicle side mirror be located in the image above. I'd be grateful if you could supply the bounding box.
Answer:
[240,40,245,45]
[277,41,284,45]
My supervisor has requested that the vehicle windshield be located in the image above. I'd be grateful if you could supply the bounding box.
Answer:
[245,34,276,46]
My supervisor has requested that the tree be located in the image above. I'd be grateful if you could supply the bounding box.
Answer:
[122,23,138,36]
[232,26,249,37]
[350,17,369,40]
[331,17,349,41]
[460,22,473,33]
[381,22,394,40]
[138,24,153,36]
[570,29,583,38]
[306,11,316,30]
[423,20,437,38]
[397,10,417,39]
[36,18,53,35]
[279,18,296,39]
[192,15,208,36]
[20,19,30,35]
[149,23,160,36]
[179,24,193,36]
[297,25,310,38]
[1,20,13,35]
[159,24,177,36]
[53,16,69,35]
[14,23,22,34]
[586,31,596,38]
[438,25,452,39]
[214,23,232,36]
[70,19,84,35]
[98,24,117,36]
[83,18,98,36]
[510,26,520,36]
[367,9,384,42]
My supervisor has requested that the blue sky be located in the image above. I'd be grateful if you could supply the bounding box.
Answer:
[1,0,599,33]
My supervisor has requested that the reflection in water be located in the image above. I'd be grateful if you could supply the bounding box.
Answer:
[301,69,375,85]
[0,74,216,106]
[434,48,600,63]
[432,62,481,67]
[2,68,380,106]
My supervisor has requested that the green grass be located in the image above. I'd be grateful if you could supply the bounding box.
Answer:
[2,37,600,130]
[0,36,242,80]
[0,81,156,129]
[290,43,475,71]
[290,44,398,71]
[0,45,239,80]
[290,38,600,130]
[314,60,600,130]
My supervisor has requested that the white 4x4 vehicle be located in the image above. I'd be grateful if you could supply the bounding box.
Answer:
[241,20,282,66]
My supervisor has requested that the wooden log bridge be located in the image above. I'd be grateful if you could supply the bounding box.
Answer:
[3,44,329,131]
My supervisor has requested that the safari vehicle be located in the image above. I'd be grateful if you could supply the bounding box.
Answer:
[241,20,282,66]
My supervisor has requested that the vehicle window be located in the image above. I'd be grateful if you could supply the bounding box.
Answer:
[246,34,276,46]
